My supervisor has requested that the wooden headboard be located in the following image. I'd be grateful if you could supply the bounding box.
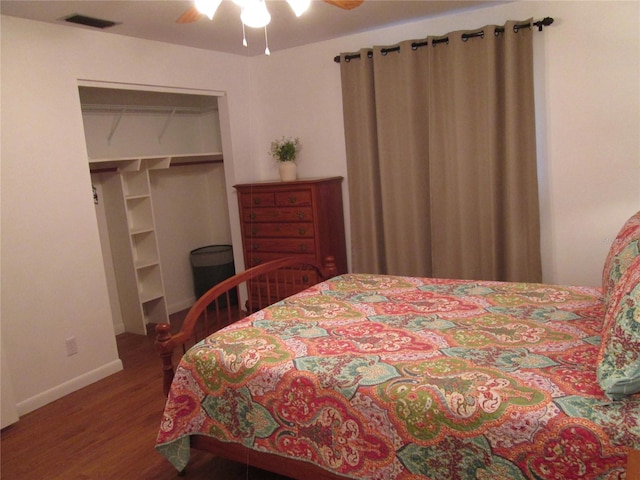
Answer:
[155,255,337,395]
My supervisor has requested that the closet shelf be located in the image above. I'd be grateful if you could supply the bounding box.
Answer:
[130,226,155,236]
[89,152,223,172]
[140,292,165,304]
[135,259,160,270]
[125,194,151,201]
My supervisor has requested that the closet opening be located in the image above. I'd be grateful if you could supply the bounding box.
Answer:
[79,84,233,339]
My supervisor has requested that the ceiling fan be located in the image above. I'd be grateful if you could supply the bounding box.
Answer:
[177,0,364,55]
[176,0,364,24]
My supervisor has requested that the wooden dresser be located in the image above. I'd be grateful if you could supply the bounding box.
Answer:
[234,177,347,305]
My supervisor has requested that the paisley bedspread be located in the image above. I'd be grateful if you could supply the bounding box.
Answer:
[156,274,640,479]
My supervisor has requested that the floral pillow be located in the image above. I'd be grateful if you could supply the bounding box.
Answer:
[597,255,640,400]
[601,210,640,309]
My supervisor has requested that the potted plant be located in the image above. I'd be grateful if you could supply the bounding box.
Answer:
[270,136,300,181]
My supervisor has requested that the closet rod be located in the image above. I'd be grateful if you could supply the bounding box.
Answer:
[333,17,554,63]
[81,104,218,115]
[89,158,223,174]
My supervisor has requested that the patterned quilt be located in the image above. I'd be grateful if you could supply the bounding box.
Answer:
[156,274,640,479]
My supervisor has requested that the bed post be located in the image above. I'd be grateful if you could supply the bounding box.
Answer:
[155,323,175,397]
[323,255,338,278]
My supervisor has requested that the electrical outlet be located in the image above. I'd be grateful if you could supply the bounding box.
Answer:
[66,336,78,356]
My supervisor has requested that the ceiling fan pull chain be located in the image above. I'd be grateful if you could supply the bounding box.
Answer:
[264,26,271,55]
[242,21,248,47]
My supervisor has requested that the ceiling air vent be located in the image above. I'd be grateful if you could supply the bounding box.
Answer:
[63,14,119,29]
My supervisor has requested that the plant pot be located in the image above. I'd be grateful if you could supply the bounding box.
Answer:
[279,162,297,181]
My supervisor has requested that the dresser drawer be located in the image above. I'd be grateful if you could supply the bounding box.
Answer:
[245,252,316,267]
[245,238,316,254]
[241,192,276,208]
[245,222,314,238]
[242,207,313,223]
[275,190,312,206]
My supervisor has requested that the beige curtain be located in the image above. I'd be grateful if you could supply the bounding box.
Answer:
[340,20,542,282]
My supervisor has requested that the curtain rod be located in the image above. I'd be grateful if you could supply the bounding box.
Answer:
[333,17,554,63]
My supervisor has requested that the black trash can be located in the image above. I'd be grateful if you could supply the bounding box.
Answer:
[190,245,237,305]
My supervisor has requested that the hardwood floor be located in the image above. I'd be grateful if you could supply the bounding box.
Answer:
[0,313,291,480]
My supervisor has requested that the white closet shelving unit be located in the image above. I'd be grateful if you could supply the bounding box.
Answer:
[89,153,224,335]
[121,157,168,331]
[83,86,225,335]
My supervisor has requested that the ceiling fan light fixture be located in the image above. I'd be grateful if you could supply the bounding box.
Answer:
[240,0,271,28]
[194,0,222,20]
[180,0,363,56]
[286,0,311,17]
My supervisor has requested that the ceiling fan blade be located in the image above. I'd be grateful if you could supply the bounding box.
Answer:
[176,5,202,24]
[322,0,364,10]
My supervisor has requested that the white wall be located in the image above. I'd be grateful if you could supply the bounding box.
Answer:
[249,0,640,287]
[82,106,223,159]
[1,0,638,419]
[153,163,232,314]
[0,15,251,415]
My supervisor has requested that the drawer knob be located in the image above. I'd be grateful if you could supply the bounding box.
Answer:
[252,243,260,250]
[288,196,297,204]
[249,213,256,220]
[298,244,307,252]
[253,198,262,205]
[298,228,306,236]
[296,212,306,220]
[302,275,309,283]
[251,228,258,235]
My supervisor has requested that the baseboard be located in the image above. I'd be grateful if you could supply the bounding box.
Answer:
[16,359,123,416]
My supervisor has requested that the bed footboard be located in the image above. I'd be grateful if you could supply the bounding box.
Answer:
[155,255,336,396]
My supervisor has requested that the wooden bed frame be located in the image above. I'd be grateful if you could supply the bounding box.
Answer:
[629,449,640,478]
[186,432,637,479]
[155,256,639,479]
[155,255,336,394]
[155,255,349,478]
